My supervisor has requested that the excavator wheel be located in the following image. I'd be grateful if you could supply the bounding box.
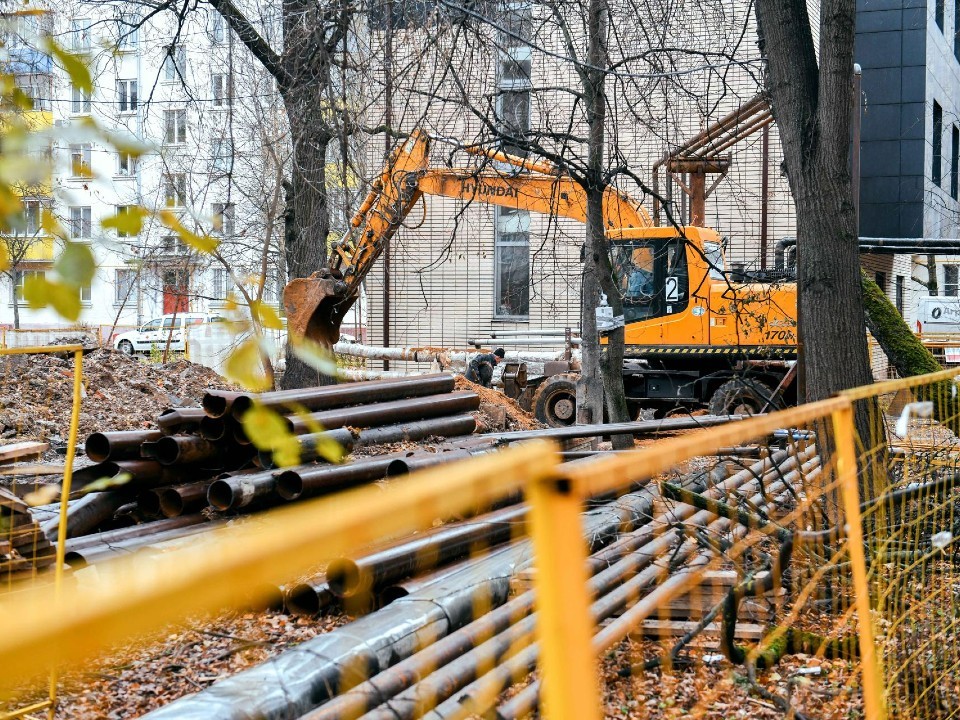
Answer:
[707,378,775,417]
[531,373,578,427]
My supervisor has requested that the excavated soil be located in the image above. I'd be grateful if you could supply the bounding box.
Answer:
[455,376,543,432]
[0,349,236,445]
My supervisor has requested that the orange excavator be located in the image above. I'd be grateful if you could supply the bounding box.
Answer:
[284,130,798,425]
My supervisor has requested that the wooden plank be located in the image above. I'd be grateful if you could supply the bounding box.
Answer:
[0,464,65,477]
[0,442,49,465]
[632,620,766,641]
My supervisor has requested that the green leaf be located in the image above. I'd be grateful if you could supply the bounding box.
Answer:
[44,38,92,93]
[23,276,82,321]
[158,210,219,254]
[101,206,147,236]
[251,300,284,330]
[55,242,96,287]
[223,337,273,391]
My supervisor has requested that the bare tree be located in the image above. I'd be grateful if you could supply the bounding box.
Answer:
[1,198,50,329]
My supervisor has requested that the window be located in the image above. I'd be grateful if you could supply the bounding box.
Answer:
[71,84,91,114]
[945,265,959,296]
[612,239,690,323]
[70,18,91,51]
[211,202,235,235]
[117,79,138,113]
[116,18,137,51]
[501,2,532,48]
[211,138,232,172]
[164,173,187,207]
[211,12,225,43]
[896,275,905,316]
[164,109,187,144]
[69,143,92,177]
[163,45,186,81]
[494,207,530,317]
[953,126,959,200]
[69,206,91,239]
[211,267,227,299]
[115,268,136,304]
[212,74,232,107]
[118,150,138,176]
[13,269,45,302]
[21,200,40,234]
[934,101,943,185]
[16,78,50,111]
[80,283,91,303]
[114,205,138,237]
[163,235,187,255]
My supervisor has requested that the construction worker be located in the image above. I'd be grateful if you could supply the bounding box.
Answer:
[465,348,505,388]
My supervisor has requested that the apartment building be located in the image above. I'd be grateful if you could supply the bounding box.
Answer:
[0,3,288,333]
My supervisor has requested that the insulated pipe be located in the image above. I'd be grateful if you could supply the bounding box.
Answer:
[379,553,494,605]
[159,481,213,518]
[326,505,529,598]
[276,457,401,501]
[157,407,206,435]
[490,414,746,443]
[84,430,164,463]
[286,392,480,435]
[154,436,223,466]
[62,514,208,552]
[144,488,660,720]
[225,374,457,421]
[64,519,222,568]
[255,427,357,469]
[353,415,477,448]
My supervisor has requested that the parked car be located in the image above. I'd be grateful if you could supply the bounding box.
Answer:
[113,313,224,355]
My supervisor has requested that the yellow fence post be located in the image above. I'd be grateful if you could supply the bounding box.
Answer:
[527,474,601,720]
[831,401,886,720]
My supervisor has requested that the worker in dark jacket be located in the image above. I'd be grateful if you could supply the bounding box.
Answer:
[465,348,505,388]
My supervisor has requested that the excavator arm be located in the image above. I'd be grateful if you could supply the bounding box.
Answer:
[283,129,651,345]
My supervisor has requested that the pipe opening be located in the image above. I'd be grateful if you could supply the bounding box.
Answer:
[202,395,229,418]
[276,471,303,500]
[378,586,409,605]
[385,459,411,478]
[159,489,185,517]
[64,551,88,569]
[84,433,112,463]
[155,437,181,465]
[137,490,161,516]
[230,396,253,420]
[207,480,235,511]
[285,583,323,616]
[326,560,361,597]
[199,416,226,441]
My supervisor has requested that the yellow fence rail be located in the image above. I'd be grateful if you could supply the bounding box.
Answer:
[7,365,960,718]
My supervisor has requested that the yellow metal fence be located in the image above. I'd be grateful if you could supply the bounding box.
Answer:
[4,366,960,718]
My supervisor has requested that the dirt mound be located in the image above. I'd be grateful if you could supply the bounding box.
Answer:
[0,349,235,444]
[454,376,543,432]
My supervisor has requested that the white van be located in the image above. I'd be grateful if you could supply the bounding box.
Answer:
[113,313,224,355]
[916,296,960,335]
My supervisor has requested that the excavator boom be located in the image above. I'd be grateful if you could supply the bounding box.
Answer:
[283,130,651,345]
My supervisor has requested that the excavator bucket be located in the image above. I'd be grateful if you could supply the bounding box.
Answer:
[283,273,355,347]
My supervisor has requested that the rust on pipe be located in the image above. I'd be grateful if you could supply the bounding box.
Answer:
[202,390,246,419]
[276,457,397,501]
[326,505,528,598]
[84,430,164,463]
[353,415,477,448]
[207,469,281,511]
[155,436,223,466]
[157,407,206,435]
[256,427,356,470]
[159,481,212,517]
[71,460,174,491]
[287,392,479,435]
[137,489,162,517]
[284,580,336,617]
[385,450,475,478]
[229,373,457,421]
[199,415,228,441]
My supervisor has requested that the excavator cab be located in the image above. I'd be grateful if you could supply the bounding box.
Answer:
[610,237,690,323]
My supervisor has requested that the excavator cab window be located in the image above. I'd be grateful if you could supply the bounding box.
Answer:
[611,238,689,323]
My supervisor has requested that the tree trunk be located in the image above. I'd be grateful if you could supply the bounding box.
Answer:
[279,99,334,390]
[926,253,938,295]
[11,269,20,330]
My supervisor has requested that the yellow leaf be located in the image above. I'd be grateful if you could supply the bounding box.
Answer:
[290,336,339,377]
[41,209,67,240]
[223,337,273,391]
[44,38,92,93]
[158,210,219,254]
[80,472,133,493]
[22,274,51,310]
[0,243,8,273]
[24,276,82,321]
[251,300,284,330]
[240,404,301,468]
[101,206,147,236]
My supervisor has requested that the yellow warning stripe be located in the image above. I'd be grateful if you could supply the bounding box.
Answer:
[627,345,796,356]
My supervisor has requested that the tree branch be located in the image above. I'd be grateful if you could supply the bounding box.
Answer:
[205,0,289,87]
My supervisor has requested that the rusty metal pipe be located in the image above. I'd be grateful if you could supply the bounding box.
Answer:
[379,553,490,605]
[384,449,477,478]
[62,514,209,551]
[158,481,213,517]
[136,489,162,517]
[201,391,246,419]
[71,460,177,492]
[199,416,229,441]
[491,414,747,444]
[84,430,164,463]
[284,580,336,617]
[155,436,224,466]
[42,490,131,540]
[227,374,457,420]
[286,391,479,435]
[353,415,477,448]
[327,505,529,598]
[157,407,207,435]
[256,427,357,470]
[64,518,220,568]
[207,469,281,511]
[276,457,399,501]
